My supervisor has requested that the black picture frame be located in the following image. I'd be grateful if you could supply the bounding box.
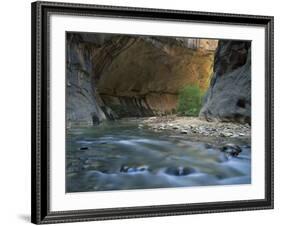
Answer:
[31,1,274,224]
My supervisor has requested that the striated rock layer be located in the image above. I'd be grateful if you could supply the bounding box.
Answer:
[66,33,218,124]
[97,37,216,117]
[199,40,251,123]
[66,34,107,127]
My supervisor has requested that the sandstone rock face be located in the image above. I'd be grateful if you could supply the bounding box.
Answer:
[66,34,107,127]
[66,33,218,125]
[96,36,217,117]
[199,40,251,123]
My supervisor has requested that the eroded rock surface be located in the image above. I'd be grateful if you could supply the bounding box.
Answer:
[97,37,216,117]
[66,34,107,127]
[66,33,218,124]
[199,40,251,123]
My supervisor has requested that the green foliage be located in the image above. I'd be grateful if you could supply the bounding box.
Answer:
[177,85,202,116]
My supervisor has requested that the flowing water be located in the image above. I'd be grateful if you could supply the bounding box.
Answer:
[66,120,251,192]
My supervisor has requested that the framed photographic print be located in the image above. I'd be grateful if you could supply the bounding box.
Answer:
[31,1,274,224]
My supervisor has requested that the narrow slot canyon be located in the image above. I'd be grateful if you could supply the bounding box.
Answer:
[66,32,251,193]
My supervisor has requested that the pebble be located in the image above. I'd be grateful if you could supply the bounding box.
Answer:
[220,132,233,137]
[143,117,250,138]
[120,165,149,173]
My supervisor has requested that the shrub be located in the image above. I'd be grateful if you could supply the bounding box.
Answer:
[177,85,202,116]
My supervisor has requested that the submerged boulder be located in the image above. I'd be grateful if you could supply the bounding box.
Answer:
[220,144,242,157]
[165,166,195,176]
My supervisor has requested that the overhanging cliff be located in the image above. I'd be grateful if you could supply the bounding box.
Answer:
[66,33,218,125]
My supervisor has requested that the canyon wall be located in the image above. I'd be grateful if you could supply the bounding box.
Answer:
[66,33,217,124]
[199,40,251,123]
[66,34,107,127]
[97,37,217,117]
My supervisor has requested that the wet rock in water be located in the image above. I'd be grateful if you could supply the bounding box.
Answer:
[180,129,188,134]
[204,143,213,149]
[220,132,233,137]
[221,144,242,157]
[92,114,100,125]
[165,166,195,176]
[137,165,149,171]
[79,146,89,150]
[191,130,197,134]
[82,164,91,170]
[120,165,149,173]
[138,124,144,129]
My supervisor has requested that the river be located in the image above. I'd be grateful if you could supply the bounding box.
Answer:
[66,119,251,192]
